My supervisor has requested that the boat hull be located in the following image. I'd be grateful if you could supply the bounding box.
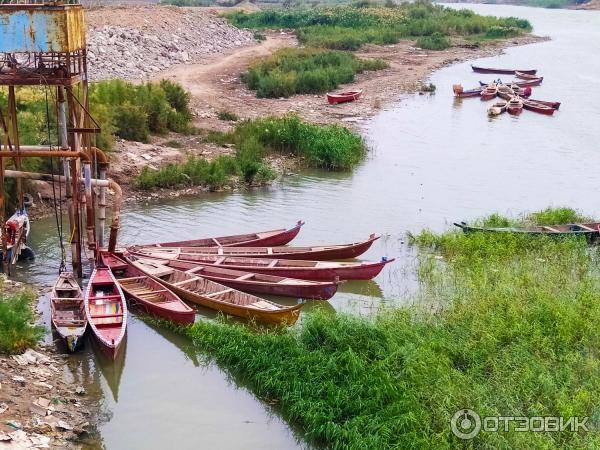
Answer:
[471,65,537,75]
[327,90,362,104]
[454,222,600,241]
[151,221,304,248]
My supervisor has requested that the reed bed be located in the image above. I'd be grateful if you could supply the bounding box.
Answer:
[161,207,600,449]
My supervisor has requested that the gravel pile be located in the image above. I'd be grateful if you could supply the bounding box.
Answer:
[86,8,254,80]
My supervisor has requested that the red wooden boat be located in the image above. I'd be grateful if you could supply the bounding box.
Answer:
[506,96,524,115]
[523,99,555,115]
[480,84,498,101]
[515,71,541,80]
[127,257,303,325]
[127,249,394,281]
[152,259,340,300]
[471,65,537,75]
[327,90,362,105]
[147,221,304,248]
[133,234,379,261]
[101,252,195,325]
[84,267,128,360]
[528,98,560,110]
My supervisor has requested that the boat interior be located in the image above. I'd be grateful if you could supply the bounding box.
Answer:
[52,276,86,327]
[89,272,124,327]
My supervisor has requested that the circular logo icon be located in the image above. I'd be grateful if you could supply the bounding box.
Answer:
[451,409,481,440]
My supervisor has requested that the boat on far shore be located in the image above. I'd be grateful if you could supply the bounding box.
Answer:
[471,65,537,75]
[327,90,362,105]
[454,221,600,240]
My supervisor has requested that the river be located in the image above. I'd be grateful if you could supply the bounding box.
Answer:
[13,4,600,449]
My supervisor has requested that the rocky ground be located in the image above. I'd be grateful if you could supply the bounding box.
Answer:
[86,6,256,80]
[0,280,98,450]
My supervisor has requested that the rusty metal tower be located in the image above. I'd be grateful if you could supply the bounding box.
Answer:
[0,0,99,277]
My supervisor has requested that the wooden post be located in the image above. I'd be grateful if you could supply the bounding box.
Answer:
[0,153,6,275]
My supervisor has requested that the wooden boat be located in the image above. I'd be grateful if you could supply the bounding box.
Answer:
[153,259,340,300]
[523,99,555,115]
[127,249,393,281]
[101,252,195,325]
[488,100,507,116]
[134,234,379,261]
[452,84,482,98]
[471,65,537,75]
[480,78,543,88]
[327,90,362,105]
[454,221,600,239]
[528,98,561,110]
[497,84,531,100]
[84,266,128,360]
[51,272,87,353]
[506,96,524,115]
[2,210,33,266]
[147,221,304,248]
[480,84,498,101]
[127,257,303,325]
[515,70,541,80]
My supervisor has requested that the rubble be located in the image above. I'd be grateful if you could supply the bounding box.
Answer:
[86,6,255,80]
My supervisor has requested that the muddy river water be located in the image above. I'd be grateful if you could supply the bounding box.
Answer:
[12,4,600,448]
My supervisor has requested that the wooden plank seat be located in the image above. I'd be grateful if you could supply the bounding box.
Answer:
[173,278,200,287]
[236,273,255,281]
[185,267,204,274]
[267,260,278,268]
[119,276,148,282]
[91,313,124,319]
[249,300,278,311]
[575,224,595,232]
[89,294,122,301]
[206,289,234,298]
[137,289,168,295]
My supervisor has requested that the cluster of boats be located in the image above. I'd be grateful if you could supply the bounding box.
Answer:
[453,65,561,116]
[50,221,394,359]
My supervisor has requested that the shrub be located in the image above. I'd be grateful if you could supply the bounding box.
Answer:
[242,48,387,98]
[0,289,44,354]
[114,103,150,142]
[416,32,451,50]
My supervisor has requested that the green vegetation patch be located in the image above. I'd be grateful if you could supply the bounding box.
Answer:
[0,288,44,354]
[161,207,600,449]
[242,48,387,98]
[135,114,366,190]
[227,2,532,50]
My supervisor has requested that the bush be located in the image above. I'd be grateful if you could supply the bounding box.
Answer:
[0,289,44,354]
[242,48,387,98]
[114,103,150,142]
[416,32,451,50]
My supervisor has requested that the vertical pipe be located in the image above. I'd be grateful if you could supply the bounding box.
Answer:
[0,155,6,275]
[83,161,95,251]
[58,86,82,277]
[97,165,107,249]
[7,87,23,211]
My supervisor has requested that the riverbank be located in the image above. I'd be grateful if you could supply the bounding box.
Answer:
[441,0,600,9]
[0,279,99,449]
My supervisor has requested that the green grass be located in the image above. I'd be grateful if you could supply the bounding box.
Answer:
[136,114,365,189]
[155,207,600,449]
[242,48,387,98]
[217,110,240,122]
[416,32,451,50]
[0,288,44,354]
[227,3,532,51]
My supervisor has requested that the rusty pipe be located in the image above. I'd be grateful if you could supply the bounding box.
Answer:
[97,165,107,248]
[107,178,122,253]
[0,151,90,163]
[83,162,95,251]
[17,146,109,167]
